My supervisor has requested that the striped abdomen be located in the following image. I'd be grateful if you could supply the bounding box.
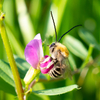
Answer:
[49,66,62,78]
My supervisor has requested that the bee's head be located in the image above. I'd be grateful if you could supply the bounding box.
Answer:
[50,42,56,48]
[49,42,56,53]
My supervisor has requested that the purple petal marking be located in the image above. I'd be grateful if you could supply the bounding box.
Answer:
[40,55,54,74]
[25,33,43,69]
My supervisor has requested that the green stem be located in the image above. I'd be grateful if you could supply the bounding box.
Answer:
[24,67,40,100]
[80,44,94,71]
[0,14,24,100]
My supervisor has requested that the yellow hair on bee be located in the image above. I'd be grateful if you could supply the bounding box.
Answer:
[55,42,69,57]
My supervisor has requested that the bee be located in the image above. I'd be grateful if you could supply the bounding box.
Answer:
[46,11,82,79]
[48,42,71,79]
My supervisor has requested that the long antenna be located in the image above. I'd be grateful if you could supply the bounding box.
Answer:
[50,11,57,42]
[58,25,82,42]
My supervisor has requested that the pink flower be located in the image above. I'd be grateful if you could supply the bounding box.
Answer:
[24,33,54,74]
[25,33,43,69]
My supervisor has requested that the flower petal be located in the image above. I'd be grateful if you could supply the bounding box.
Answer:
[25,33,43,69]
[34,33,43,59]
[40,55,54,74]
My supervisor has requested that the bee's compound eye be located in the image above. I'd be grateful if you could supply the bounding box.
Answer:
[50,43,55,48]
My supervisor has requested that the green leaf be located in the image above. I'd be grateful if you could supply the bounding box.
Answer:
[0,60,16,95]
[33,84,78,95]
[0,60,15,87]
[63,35,88,60]
[14,56,30,69]
[14,56,30,79]
[0,56,30,86]
[79,29,100,50]
[0,77,16,95]
[69,52,77,70]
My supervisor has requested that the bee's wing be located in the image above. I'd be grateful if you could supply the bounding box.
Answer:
[61,58,72,79]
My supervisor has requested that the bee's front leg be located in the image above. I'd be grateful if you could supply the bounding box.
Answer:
[40,56,51,64]
[46,57,58,69]
[50,57,58,65]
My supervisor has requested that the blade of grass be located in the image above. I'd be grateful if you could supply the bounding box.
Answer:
[79,29,100,50]
[6,22,24,57]
[15,0,36,44]
[77,44,94,86]
[80,44,94,71]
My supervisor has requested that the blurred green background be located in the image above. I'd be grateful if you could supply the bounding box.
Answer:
[0,0,100,100]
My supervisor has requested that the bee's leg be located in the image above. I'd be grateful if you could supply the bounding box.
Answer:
[50,57,58,64]
[40,56,51,64]
[46,60,54,68]
[40,57,54,70]
[46,58,58,69]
